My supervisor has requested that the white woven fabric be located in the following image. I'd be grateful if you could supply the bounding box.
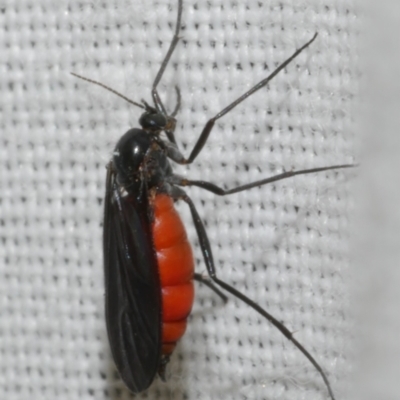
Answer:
[0,0,357,399]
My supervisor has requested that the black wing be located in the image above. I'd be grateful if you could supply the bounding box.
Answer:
[103,167,161,393]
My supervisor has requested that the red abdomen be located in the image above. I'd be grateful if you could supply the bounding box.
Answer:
[152,194,195,356]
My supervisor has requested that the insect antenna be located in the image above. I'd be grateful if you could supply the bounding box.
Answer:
[70,72,146,110]
[151,0,183,114]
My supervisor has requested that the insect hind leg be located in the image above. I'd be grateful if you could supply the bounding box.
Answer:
[168,185,337,400]
[194,273,228,303]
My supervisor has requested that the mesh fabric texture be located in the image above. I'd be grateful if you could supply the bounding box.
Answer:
[0,0,357,399]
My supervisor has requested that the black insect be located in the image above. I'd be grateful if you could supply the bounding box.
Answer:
[72,0,353,398]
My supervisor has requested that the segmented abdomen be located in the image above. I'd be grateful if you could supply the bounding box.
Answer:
[152,194,195,356]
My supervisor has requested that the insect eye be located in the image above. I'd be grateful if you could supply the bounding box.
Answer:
[139,112,167,131]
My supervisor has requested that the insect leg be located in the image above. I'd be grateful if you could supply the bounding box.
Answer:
[173,33,318,164]
[164,86,181,146]
[168,163,354,195]
[171,86,181,117]
[168,186,336,400]
[194,273,228,303]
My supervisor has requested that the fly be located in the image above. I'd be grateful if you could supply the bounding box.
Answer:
[72,0,353,398]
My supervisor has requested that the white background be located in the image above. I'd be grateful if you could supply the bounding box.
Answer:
[353,2,400,400]
[0,0,359,399]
